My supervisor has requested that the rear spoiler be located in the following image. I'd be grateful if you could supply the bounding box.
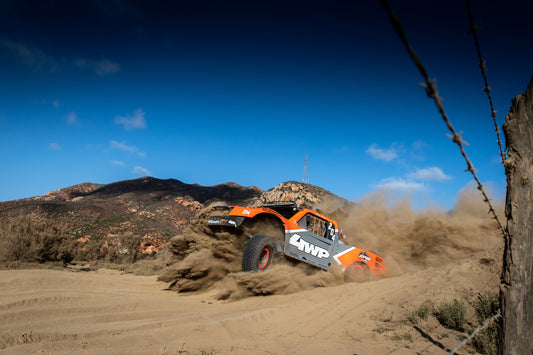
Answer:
[207,215,245,228]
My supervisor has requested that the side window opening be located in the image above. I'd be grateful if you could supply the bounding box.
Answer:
[297,216,308,229]
[298,214,335,241]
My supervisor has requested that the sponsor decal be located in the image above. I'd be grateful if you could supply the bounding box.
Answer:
[358,251,371,263]
[207,217,236,227]
[289,234,330,259]
[208,219,221,225]
[242,209,251,215]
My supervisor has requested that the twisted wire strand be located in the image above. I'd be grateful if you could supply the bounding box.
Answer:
[378,1,511,352]
[448,309,501,354]
[465,0,506,164]
[378,0,505,237]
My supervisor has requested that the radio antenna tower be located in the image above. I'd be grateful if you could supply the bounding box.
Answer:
[302,155,309,184]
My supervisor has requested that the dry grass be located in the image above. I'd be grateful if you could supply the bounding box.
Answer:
[408,300,432,325]
[0,216,75,265]
[436,299,467,331]
[0,216,173,275]
[471,291,500,354]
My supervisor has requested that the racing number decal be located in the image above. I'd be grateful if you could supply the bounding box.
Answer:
[326,222,335,241]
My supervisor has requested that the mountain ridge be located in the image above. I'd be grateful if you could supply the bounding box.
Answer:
[0,177,352,258]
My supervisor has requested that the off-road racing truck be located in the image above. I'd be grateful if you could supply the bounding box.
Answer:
[208,201,385,281]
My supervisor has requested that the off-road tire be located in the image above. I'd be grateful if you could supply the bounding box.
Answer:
[242,235,275,272]
[344,261,370,282]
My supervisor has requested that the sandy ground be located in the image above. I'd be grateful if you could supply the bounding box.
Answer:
[0,251,501,355]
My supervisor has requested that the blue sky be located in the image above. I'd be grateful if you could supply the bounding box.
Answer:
[1,0,532,209]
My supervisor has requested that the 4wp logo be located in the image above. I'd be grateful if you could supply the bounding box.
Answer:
[289,234,330,259]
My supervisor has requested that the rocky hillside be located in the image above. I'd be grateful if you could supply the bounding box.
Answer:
[0,177,352,258]
[0,177,261,256]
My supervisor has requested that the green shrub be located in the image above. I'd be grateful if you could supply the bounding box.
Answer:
[408,301,432,324]
[472,326,498,355]
[0,216,75,264]
[391,332,413,342]
[474,291,500,323]
[436,299,466,331]
[472,292,500,354]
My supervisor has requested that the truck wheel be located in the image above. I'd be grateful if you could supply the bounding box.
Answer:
[242,235,275,272]
[344,261,370,282]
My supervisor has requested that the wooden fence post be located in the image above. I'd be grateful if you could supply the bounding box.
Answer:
[500,76,533,354]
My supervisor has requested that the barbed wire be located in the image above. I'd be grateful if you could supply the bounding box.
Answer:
[377,1,511,353]
[465,0,506,165]
[448,309,501,354]
[378,0,506,237]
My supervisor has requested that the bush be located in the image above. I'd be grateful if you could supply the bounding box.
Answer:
[472,292,500,354]
[0,216,75,264]
[472,326,498,355]
[76,231,144,264]
[474,291,500,322]
[408,301,432,324]
[436,299,467,331]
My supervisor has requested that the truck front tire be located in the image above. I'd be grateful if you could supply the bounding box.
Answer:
[344,261,370,282]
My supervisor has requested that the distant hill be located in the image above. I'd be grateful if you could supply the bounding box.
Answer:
[0,177,353,258]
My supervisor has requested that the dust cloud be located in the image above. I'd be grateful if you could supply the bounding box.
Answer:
[158,207,245,293]
[159,186,503,300]
[320,185,504,276]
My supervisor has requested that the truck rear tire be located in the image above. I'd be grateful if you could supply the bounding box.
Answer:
[242,235,275,272]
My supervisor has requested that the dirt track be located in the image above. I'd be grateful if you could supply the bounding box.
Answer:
[0,250,501,354]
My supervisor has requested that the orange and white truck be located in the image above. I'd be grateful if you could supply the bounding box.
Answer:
[208,201,385,281]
